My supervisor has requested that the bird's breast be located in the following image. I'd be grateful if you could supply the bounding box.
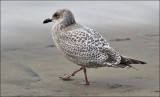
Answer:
[51,30,62,51]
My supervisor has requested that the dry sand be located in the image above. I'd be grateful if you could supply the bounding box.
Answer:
[1,1,159,96]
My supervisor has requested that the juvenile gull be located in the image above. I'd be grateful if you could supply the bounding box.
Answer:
[43,9,147,85]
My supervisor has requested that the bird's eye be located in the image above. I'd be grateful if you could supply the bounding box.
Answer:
[54,13,59,17]
[54,14,57,17]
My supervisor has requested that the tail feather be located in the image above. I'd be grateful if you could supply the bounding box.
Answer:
[117,55,147,70]
[128,58,147,64]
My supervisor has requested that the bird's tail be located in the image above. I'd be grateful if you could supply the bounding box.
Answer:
[117,55,147,70]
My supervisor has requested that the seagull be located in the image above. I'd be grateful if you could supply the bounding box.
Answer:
[43,9,147,85]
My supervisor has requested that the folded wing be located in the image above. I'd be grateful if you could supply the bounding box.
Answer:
[59,25,121,68]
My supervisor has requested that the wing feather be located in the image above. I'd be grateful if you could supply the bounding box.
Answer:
[59,25,121,67]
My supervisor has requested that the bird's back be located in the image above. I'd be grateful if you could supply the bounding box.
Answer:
[53,23,121,68]
[45,8,146,70]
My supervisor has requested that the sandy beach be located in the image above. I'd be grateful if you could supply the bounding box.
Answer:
[1,1,159,96]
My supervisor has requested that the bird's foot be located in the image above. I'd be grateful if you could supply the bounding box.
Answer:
[74,81,90,85]
[59,74,73,80]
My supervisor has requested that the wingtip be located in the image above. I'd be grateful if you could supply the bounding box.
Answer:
[140,61,147,64]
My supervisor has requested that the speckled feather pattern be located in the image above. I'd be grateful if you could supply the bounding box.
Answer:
[52,17,121,68]
[59,25,121,68]
[49,9,146,69]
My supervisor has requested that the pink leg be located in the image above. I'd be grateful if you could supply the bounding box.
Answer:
[76,67,89,85]
[60,66,90,85]
[59,66,83,80]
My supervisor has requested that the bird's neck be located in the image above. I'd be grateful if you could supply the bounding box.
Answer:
[55,17,76,30]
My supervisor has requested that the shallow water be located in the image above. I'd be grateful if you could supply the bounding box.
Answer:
[1,1,159,96]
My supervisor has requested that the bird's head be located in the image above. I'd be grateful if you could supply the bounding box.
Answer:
[43,9,76,28]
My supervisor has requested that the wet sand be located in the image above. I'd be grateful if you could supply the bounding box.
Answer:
[1,1,159,96]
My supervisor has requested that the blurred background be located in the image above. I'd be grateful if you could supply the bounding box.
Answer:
[1,1,159,96]
[1,1,159,48]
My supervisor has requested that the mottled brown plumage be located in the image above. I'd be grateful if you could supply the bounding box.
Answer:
[43,9,147,85]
